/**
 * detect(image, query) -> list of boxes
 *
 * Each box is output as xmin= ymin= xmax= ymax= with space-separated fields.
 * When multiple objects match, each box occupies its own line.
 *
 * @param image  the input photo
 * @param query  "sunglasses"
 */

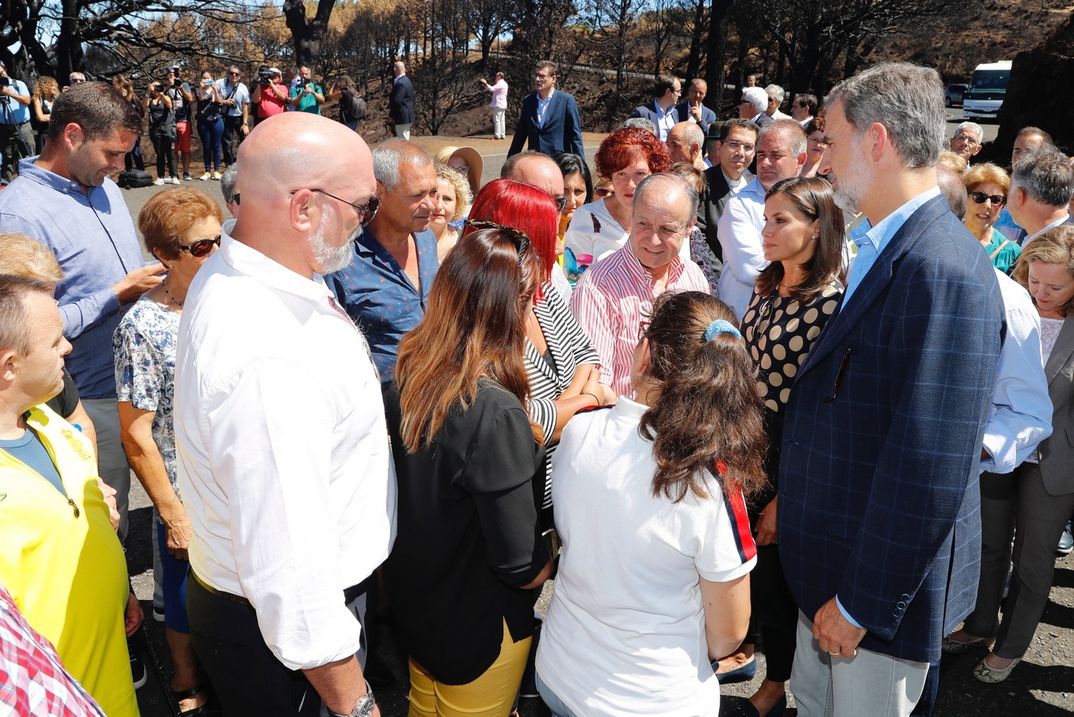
xmin=180 ymin=236 xmax=221 ymax=257
xmin=297 ymin=188 xmax=380 ymax=227
xmin=465 ymin=219 xmax=531 ymax=262
xmin=970 ymin=191 xmax=1005 ymax=206
xmin=553 ymin=195 xmax=568 ymax=212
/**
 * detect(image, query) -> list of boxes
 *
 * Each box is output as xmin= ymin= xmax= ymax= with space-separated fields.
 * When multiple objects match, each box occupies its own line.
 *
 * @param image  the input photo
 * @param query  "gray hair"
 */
xmin=372 ymin=138 xmax=433 ymax=190
xmin=621 ymin=117 xmax=657 ymax=136
xmin=634 ymin=173 xmax=699 ymax=224
xmin=1012 ymin=145 xmax=1074 ymax=208
xmin=936 ymin=164 xmax=968 ymax=220
xmin=765 ymin=84 xmax=785 ymax=104
xmin=678 ymin=122 xmax=705 ymax=152
xmin=759 ymin=119 xmax=807 ymax=158
xmin=826 ymin=62 xmax=946 ymax=169
xmin=955 ymin=121 xmax=983 ymax=142
xmin=741 ymin=87 xmax=768 ymax=115
xmin=221 ymin=164 xmax=239 ymax=204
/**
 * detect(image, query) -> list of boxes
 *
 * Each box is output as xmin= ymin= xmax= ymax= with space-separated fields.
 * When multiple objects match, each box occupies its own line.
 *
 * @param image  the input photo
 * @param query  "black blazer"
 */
xmin=508 ymin=90 xmax=585 ymax=159
xmin=700 ymin=166 xmax=734 ymax=260
xmin=674 ymin=100 xmax=717 ymax=135
xmin=383 ymin=379 xmax=548 ymax=684
xmin=389 ymin=75 xmax=415 ymax=124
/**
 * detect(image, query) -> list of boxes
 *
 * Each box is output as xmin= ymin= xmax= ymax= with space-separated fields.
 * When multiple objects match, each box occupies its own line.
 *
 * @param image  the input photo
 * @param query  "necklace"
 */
xmin=161 ymin=276 xmax=183 ymax=308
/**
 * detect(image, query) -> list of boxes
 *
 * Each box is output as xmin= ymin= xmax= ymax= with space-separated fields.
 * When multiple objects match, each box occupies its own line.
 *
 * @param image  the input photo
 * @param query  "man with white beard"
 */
xmin=174 ymin=111 xmax=395 ymax=717
xmin=326 ymin=138 xmax=440 ymax=382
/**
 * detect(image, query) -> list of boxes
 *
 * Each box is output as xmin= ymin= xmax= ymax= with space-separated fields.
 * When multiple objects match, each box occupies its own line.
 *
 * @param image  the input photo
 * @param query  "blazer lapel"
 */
xmin=798 ymin=198 xmax=945 ymax=378
xmin=1045 ymin=317 xmax=1074 ymax=385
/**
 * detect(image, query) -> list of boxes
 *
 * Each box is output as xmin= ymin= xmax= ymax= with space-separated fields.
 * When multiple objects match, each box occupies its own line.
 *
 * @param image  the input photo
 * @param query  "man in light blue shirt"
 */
xmin=0 ymin=82 xmax=164 ymax=538
xmin=215 ymin=66 xmax=250 ymax=168
xmin=0 ymin=60 xmax=34 ymax=183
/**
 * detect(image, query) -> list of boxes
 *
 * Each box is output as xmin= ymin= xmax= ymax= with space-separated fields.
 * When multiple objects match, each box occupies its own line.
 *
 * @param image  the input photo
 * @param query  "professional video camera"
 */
xmin=257 ymin=67 xmax=275 ymax=87
xmin=0 ymin=76 xmax=11 ymax=88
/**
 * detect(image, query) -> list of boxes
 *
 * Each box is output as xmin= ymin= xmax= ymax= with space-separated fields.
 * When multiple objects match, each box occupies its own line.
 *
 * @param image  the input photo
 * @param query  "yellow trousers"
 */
xmin=407 ymin=620 xmax=531 ymax=717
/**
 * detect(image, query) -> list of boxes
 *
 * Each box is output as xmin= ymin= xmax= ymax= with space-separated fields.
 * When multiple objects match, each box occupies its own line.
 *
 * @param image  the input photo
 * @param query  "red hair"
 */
xmin=595 ymin=127 xmax=671 ymax=181
xmin=465 ymin=178 xmax=559 ymax=287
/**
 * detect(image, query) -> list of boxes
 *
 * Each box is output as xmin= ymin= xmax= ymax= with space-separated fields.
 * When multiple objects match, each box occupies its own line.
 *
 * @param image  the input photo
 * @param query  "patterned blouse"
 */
xmin=741 ymin=283 xmax=843 ymax=414
xmin=113 ymin=296 xmax=180 ymax=491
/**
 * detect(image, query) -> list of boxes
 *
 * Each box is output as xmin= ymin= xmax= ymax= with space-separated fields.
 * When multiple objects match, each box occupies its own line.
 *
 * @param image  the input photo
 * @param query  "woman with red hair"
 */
xmin=466 ymin=179 xmax=615 ymax=520
xmin=564 ymin=127 xmax=686 ymax=273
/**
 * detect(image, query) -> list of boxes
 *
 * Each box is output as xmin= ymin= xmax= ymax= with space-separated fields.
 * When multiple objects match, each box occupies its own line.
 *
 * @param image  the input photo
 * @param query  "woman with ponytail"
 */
xmin=719 ymin=176 xmax=845 ymax=716
xmin=536 ymin=291 xmax=764 ymax=717
xmin=383 ymin=227 xmax=553 ymax=717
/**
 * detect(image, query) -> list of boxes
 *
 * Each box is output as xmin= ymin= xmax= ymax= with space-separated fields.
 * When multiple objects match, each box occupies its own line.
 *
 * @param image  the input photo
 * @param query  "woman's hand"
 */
xmin=160 ymin=503 xmax=193 ymax=560
xmin=755 ymin=497 xmax=778 ymax=546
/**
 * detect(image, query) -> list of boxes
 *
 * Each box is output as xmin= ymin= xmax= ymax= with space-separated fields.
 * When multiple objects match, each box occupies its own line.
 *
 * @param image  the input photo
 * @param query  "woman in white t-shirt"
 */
xmin=536 ymin=290 xmax=765 ymax=717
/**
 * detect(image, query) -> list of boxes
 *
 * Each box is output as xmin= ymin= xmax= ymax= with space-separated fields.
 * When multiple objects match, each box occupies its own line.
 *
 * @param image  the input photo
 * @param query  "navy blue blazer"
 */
xmin=389 ymin=75 xmax=415 ymax=124
xmin=777 ymin=195 xmax=1004 ymax=664
xmin=674 ymin=101 xmax=717 ymax=135
xmin=508 ymin=90 xmax=584 ymax=159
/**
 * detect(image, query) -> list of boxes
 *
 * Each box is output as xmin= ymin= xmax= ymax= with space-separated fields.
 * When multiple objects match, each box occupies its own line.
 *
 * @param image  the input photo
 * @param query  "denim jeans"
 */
xmin=536 ymin=672 xmax=578 ymax=717
xmin=197 ymin=117 xmax=223 ymax=172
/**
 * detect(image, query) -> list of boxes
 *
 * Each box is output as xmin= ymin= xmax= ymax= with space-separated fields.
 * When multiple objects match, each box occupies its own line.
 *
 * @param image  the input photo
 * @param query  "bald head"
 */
xmin=233 ymin=113 xmax=376 ymax=277
xmin=501 ymin=152 xmax=565 ymax=211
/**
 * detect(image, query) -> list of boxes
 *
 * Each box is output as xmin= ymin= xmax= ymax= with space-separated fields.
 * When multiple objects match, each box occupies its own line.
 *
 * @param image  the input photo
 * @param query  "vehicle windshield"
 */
xmin=970 ymin=70 xmax=1010 ymax=90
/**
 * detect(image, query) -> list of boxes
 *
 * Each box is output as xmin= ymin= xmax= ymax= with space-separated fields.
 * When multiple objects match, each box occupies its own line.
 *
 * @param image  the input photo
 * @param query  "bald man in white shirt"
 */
xmin=175 ymin=112 xmax=394 ymax=717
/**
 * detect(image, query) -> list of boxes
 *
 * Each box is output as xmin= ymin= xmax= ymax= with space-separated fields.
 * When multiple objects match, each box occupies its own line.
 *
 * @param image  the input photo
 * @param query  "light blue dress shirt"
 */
xmin=0 ymin=158 xmax=148 ymax=397
xmin=0 ymin=79 xmax=31 ymax=124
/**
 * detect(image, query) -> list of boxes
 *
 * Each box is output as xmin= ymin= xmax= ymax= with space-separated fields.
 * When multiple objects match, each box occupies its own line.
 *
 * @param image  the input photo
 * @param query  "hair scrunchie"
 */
xmin=703 ymin=319 xmax=742 ymax=342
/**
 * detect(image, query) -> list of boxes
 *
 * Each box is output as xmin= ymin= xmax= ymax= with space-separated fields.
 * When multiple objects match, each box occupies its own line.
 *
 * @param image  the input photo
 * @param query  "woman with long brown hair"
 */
xmin=383 ymin=227 xmax=553 ymax=717
xmin=536 ymin=291 xmax=763 ymax=717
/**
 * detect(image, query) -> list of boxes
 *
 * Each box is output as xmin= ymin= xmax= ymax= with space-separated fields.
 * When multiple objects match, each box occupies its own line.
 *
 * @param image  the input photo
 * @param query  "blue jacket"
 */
xmin=674 ymin=101 xmax=717 ymax=136
xmin=389 ymin=75 xmax=415 ymax=124
xmin=508 ymin=90 xmax=584 ymax=159
xmin=777 ymin=195 xmax=1004 ymax=664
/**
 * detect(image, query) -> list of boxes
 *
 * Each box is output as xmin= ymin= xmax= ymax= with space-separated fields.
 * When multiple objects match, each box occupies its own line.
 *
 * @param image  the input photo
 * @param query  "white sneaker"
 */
xmin=153 ymin=178 xmax=166 ymax=186
xmin=168 ymin=176 xmax=180 ymax=185
xmin=211 ymin=171 xmax=222 ymax=181
xmin=199 ymin=172 xmax=210 ymax=181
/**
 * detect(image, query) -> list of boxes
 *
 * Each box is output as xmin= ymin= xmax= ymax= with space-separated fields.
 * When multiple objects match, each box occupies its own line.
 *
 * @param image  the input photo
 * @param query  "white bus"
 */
xmin=963 ymin=61 xmax=1012 ymax=120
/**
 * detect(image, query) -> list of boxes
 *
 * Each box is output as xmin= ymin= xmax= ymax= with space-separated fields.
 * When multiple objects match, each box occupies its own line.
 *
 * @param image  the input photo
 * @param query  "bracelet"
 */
xmin=582 ymin=391 xmax=601 ymax=407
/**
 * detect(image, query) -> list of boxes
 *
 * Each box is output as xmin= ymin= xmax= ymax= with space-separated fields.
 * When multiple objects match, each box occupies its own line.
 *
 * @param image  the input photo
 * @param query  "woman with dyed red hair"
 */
xmin=564 ymin=127 xmax=685 ymax=273
xmin=465 ymin=178 xmax=614 ymax=521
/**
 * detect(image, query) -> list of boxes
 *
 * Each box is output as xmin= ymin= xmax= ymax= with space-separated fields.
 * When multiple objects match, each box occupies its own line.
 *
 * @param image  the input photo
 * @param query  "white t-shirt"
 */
xmin=564 ymin=199 xmax=690 ymax=269
xmin=537 ymin=398 xmax=756 ymax=717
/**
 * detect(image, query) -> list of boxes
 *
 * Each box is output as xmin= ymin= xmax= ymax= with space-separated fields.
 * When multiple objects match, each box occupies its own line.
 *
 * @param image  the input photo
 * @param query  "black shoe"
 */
xmin=130 ymin=650 xmax=148 ymax=689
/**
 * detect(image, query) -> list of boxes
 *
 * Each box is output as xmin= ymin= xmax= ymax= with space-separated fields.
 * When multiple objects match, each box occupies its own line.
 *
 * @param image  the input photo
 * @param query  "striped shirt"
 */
xmin=570 ymin=246 xmax=709 ymax=397
xmin=526 ymin=282 xmax=601 ymax=509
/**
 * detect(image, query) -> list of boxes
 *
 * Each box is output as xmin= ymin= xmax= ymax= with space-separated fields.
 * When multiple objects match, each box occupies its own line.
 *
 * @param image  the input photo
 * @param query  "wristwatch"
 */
xmin=330 ymin=683 xmax=375 ymax=717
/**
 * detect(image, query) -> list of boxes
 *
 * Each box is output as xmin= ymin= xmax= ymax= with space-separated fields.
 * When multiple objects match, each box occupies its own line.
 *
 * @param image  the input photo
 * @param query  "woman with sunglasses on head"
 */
xmin=114 ymin=187 xmax=222 ymax=717
xmin=963 ymin=163 xmax=1020 ymax=275
xmin=722 ymin=176 xmax=844 ymax=716
xmin=384 ymin=227 xmax=553 ymax=717
xmin=536 ymin=291 xmax=763 ymax=717
xmin=431 ymin=163 xmax=473 ymax=261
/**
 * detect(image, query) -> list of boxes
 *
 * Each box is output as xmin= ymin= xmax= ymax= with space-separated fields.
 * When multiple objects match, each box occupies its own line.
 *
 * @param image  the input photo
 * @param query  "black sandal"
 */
xmin=172 ymin=685 xmax=212 ymax=716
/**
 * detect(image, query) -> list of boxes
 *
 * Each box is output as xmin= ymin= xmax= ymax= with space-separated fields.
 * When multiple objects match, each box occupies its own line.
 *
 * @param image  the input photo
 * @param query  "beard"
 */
xmin=831 ymin=147 xmax=874 ymax=217
xmin=310 ymin=206 xmax=358 ymax=274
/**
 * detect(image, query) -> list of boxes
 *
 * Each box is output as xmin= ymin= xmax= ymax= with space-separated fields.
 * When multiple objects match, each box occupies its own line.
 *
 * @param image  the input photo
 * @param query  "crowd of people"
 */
xmin=0 ymin=55 xmax=1071 ymax=717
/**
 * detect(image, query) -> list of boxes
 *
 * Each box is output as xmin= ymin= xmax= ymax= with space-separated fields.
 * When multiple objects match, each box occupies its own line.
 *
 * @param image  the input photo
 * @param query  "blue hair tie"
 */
xmin=703 ymin=319 xmax=741 ymax=342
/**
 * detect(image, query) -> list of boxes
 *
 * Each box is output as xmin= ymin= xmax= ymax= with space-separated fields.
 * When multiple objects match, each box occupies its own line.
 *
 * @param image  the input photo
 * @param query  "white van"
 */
xmin=963 ymin=61 xmax=1012 ymax=120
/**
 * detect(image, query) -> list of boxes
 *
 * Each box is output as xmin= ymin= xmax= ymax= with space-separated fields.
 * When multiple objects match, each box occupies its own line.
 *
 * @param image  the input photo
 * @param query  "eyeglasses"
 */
xmin=465 ymin=219 xmax=531 ymax=263
xmin=552 ymin=195 xmax=568 ymax=212
xmin=807 ymin=137 xmax=828 ymax=147
xmin=179 ymin=236 xmax=221 ymax=258
xmin=228 ymin=71 xmax=240 ymax=77
xmin=295 ymin=188 xmax=380 ymax=227
xmin=952 ymin=133 xmax=979 ymax=145
xmin=723 ymin=139 xmax=755 ymax=153
xmin=970 ymin=191 xmax=1005 ymax=206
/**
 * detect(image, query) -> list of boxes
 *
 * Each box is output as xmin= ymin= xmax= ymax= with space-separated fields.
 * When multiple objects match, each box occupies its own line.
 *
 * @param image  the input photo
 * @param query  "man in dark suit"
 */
xmin=629 ymin=75 xmax=680 ymax=141
xmin=389 ymin=60 xmax=415 ymax=140
xmin=675 ymin=78 xmax=717 ymax=137
xmin=508 ymin=61 xmax=584 ymax=160
xmin=778 ymin=62 xmax=1004 ymax=715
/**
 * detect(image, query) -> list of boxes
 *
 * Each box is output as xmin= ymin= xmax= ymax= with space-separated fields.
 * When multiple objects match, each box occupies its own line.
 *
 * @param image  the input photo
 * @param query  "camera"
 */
xmin=0 ymin=76 xmax=10 ymax=88
xmin=257 ymin=67 xmax=274 ymax=87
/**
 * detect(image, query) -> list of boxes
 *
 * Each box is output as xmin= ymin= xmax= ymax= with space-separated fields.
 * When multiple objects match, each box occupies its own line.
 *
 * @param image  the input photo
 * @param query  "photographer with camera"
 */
xmin=145 ymin=80 xmax=178 ymax=185
xmin=164 ymin=66 xmax=194 ymax=180
xmin=288 ymin=65 xmax=324 ymax=115
xmin=0 ymin=60 xmax=34 ymax=183
xmin=214 ymin=66 xmax=250 ymax=168
xmin=252 ymin=66 xmax=288 ymax=124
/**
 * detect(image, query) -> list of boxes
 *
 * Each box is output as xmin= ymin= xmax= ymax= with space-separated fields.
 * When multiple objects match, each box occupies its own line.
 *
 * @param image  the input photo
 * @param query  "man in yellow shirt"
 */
xmin=0 ymin=273 xmax=141 ymax=717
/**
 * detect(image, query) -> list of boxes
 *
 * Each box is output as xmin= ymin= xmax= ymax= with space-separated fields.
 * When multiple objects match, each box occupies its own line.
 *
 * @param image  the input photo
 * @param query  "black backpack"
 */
xmin=117 ymin=169 xmax=153 ymax=189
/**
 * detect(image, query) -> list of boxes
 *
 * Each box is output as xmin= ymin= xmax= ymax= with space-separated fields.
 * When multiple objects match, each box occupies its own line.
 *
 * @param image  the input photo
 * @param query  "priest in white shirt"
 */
xmin=174 ymin=112 xmax=395 ymax=717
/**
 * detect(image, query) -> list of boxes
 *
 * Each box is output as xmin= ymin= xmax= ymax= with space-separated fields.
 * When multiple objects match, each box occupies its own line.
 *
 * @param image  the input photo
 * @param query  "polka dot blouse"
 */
xmin=741 ymin=283 xmax=843 ymax=413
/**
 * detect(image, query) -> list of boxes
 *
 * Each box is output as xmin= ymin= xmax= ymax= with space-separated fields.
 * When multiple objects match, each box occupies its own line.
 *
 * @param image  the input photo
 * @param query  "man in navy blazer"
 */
xmin=629 ymin=75 xmax=681 ymax=141
xmin=389 ymin=60 xmax=415 ymax=140
xmin=674 ymin=78 xmax=717 ymax=136
xmin=777 ymin=62 xmax=1005 ymax=715
xmin=508 ymin=61 xmax=584 ymax=160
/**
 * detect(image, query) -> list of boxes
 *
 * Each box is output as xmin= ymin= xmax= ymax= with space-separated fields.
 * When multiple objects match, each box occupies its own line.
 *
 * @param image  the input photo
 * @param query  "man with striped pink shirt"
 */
xmin=570 ymin=173 xmax=709 ymax=397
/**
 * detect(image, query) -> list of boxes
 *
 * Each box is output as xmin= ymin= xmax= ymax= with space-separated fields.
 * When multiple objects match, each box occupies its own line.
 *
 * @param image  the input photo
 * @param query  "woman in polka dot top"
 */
xmin=722 ymin=176 xmax=846 ymax=715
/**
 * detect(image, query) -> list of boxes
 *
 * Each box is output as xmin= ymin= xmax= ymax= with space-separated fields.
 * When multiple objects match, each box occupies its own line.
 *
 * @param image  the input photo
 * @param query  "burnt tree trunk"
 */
xmin=284 ymin=0 xmax=337 ymax=69
xmin=705 ymin=0 xmax=732 ymax=113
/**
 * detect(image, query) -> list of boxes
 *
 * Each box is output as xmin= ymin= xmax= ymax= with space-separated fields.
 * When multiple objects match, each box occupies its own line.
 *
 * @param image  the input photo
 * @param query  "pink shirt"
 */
xmin=486 ymin=79 xmax=508 ymax=110
xmin=570 ymin=246 xmax=709 ymax=397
